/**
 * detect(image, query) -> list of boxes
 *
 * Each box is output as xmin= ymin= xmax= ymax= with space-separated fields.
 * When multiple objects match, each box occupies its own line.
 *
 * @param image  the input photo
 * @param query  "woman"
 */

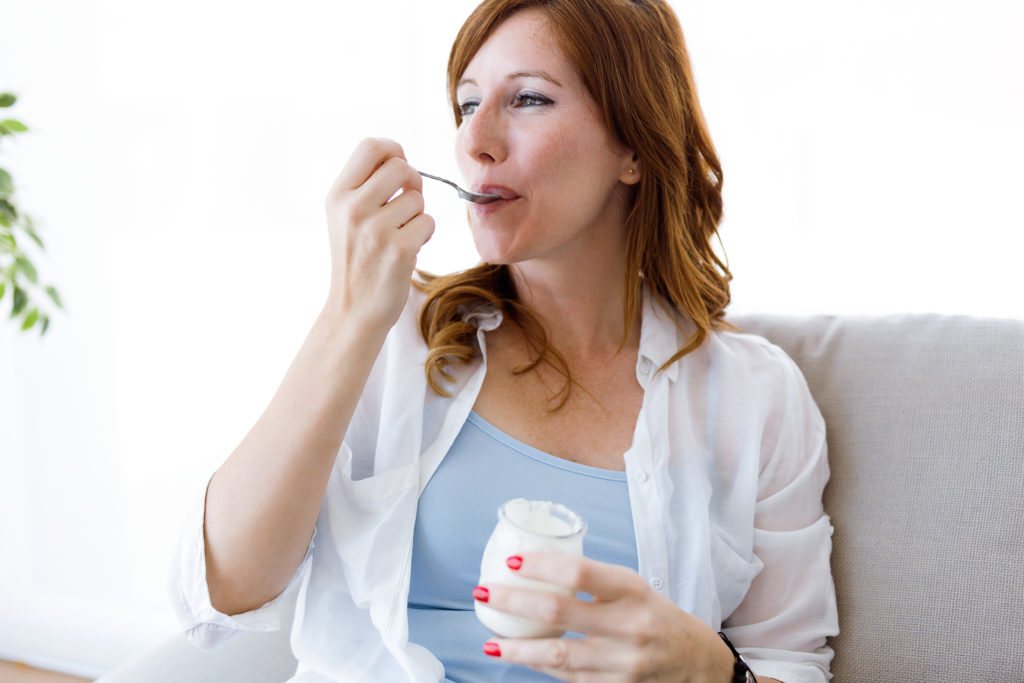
xmin=172 ymin=1 xmax=838 ymax=681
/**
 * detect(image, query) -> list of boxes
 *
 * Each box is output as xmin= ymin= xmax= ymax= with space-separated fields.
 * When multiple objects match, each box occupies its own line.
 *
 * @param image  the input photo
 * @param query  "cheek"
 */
xmin=523 ymin=128 xmax=592 ymax=188
xmin=547 ymin=113 xmax=616 ymax=172
xmin=454 ymin=128 xmax=470 ymax=172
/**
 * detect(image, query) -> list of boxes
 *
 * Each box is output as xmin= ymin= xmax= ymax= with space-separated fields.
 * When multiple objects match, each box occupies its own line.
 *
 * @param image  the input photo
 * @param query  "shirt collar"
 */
xmin=461 ymin=303 xmax=503 ymax=332
xmin=461 ymin=288 xmax=689 ymax=385
xmin=637 ymin=288 xmax=687 ymax=385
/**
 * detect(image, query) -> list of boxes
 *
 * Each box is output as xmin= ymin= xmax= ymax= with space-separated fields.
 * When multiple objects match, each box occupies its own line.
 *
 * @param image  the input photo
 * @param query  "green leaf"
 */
xmin=0 ymin=168 xmax=12 ymax=197
xmin=15 ymin=256 xmax=38 ymax=284
xmin=23 ymin=223 xmax=44 ymax=249
xmin=40 ymin=314 xmax=50 ymax=335
xmin=0 ymin=199 xmax=16 ymax=223
xmin=46 ymin=285 xmax=63 ymax=309
xmin=0 ymin=123 xmax=10 ymax=136
xmin=21 ymin=308 xmax=39 ymax=331
xmin=0 ymin=119 xmax=28 ymax=133
xmin=0 ymin=94 xmax=15 ymax=108
xmin=0 ymin=281 xmax=5 ymax=301
xmin=11 ymin=286 xmax=27 ymax=316
xmin=0 ymin=232 xmax=14 ymax=250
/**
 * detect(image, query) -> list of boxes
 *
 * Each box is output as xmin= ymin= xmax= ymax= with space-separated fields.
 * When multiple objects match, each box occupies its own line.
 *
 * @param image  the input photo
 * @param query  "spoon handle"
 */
xmin=418 ymin=170 xmax=501 ymax=204
xmin=418 ymin=171 xmax=464 ymax=193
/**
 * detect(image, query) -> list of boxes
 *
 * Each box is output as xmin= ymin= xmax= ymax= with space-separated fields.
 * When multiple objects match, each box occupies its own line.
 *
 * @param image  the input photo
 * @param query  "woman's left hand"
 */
xmin=475 ymin=553 xmax=735 ymax=682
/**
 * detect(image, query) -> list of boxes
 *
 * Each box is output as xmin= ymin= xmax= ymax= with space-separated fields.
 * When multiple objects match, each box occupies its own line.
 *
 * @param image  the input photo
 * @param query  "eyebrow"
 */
xmin=457 ymin=70 xmax=564 ymax=90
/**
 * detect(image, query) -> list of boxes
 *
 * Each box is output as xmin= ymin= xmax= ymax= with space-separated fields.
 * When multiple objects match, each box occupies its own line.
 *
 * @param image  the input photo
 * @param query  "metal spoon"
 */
xmin=418 ymin=171 xmax=501 ymax=204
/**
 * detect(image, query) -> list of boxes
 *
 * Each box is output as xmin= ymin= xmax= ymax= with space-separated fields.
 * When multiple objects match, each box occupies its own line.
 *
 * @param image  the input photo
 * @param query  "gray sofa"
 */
xmin=98 ymin=314 xmax=1024 ymax=682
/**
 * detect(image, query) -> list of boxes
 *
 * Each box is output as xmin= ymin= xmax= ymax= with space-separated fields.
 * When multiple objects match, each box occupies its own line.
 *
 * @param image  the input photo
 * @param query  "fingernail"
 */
xmin=506 ymin=555 xmax=523 ymax=570
xmin=473 ymin=586 xmax=490 ymax=602
xmin=483 ymin=642 xmax=501 ymax=657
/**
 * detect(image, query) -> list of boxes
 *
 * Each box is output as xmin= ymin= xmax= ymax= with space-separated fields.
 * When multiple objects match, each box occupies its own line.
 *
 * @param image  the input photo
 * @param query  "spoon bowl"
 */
xmin=419 ymin=171 xmax=501 ymax=204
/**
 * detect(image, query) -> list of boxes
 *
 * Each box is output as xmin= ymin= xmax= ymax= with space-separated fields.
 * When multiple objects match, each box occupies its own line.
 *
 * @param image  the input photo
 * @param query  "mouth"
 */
xmin=470 ymin=184 xmax=521 ymax=215
xmin=473 ymin=184 xmax=520 ymax=201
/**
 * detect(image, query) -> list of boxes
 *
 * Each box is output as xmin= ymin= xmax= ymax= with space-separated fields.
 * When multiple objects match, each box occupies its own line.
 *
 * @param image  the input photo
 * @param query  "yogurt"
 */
xmin=475 ymin=498 xmax=587 ymax=638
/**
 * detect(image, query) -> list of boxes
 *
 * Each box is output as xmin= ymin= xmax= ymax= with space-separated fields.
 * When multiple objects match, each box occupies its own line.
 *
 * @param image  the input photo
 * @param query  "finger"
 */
xmin=331 ymin=137 xmax=406 ymax=192
xmin=393 ymin=212 xmax=435 ymax=251
xmin=373 ymin=187 xmax=425 ymax=230
xmin=482 ymin=582 xmax=610 ymax=636
xmin=486 ymin=636 xmax=647 ymax=679
xmin=357 ymin=155 xmax=423 ymax=208
xmin=511 ymin=553 xmax=642 ymax=602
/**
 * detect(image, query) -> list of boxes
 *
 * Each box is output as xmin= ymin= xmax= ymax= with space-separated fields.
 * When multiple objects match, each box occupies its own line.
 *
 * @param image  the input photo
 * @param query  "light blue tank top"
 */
xmin=407 ymin=412 xmax=638 ymax=682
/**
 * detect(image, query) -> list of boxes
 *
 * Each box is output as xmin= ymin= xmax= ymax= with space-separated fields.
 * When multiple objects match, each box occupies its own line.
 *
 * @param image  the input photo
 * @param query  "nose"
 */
xmin=459 ymin=100 xmax=507 ymax=166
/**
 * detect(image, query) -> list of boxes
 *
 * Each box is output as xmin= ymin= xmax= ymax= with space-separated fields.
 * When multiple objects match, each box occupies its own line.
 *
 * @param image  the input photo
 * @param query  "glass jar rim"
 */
xmin=497 ymin=498 xmax=587 ymax=539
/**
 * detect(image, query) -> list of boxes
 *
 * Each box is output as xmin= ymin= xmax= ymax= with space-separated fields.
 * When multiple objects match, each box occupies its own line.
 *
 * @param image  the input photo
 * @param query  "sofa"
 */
xmin=97 ymin=314 xmax=1024 ymax=682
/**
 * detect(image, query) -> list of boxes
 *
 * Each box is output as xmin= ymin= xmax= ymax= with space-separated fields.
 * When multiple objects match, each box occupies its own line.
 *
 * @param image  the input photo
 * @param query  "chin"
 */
xmin=474 ymin=251 xmax=517 ymax=267
xmin=470 ymin=227 xmax=520 ymax=266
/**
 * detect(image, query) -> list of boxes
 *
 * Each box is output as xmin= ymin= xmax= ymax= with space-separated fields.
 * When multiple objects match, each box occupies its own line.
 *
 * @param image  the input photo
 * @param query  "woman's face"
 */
xmin=455 ymin=9 xmax=638 ymax=270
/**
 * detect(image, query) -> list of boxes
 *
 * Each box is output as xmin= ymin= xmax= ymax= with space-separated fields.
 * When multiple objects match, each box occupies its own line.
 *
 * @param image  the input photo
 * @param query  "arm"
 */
xmin=721 ymin=354 xmax=837 ymax=682
xmin=202 ymin=137 xmax=435 ymax=616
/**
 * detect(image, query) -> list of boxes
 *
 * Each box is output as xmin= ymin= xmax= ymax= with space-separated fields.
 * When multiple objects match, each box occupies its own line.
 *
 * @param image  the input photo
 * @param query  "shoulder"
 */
xmin=703 ymin=326 xmax=809 ymax=396
xmin=714 ymin=324 xmax=826 ymax=451
xmin=693 ymin=327 xmax=829 ymax=507
xmin=699 ymin=325 xmax=825 ymax=448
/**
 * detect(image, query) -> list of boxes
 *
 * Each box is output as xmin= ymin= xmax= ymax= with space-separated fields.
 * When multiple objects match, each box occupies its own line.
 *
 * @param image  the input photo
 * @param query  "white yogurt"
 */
xmin=475 ymin=498 xmax=587 ymax=638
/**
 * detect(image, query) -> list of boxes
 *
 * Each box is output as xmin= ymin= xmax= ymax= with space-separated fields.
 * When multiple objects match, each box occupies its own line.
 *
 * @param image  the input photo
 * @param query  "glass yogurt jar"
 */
xmin=475 ymin=498 xmax=587 ymax=638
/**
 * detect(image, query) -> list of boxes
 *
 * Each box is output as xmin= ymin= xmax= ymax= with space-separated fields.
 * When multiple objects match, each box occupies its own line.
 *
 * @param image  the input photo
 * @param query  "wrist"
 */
xmin=321 ymin=291 xmax=397 ymax=340
xmin=716 ymin=632 xmax=758 ymax=683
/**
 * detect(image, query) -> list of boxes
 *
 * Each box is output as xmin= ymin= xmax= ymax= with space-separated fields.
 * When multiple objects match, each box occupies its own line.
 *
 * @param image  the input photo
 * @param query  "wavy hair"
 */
xmin=417 ymin=0 xmax=730 ymax=404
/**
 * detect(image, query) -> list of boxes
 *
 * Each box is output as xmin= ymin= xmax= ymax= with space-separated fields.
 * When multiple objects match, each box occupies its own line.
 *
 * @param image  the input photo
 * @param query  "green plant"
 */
xmin=0 ymin=92 xmax=62 ymax=334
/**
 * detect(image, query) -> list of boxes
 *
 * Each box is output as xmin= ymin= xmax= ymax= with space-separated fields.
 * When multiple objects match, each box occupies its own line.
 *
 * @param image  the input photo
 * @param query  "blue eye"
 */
xmin=457 ymin=92 xmax=552 ymax=118
xmin=514 ymin=92 xmax=552 ymax=108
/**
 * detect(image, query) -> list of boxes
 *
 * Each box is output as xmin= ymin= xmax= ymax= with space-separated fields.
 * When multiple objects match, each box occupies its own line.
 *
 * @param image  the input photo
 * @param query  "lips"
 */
xmin=473 ymin=184 xmax=520 ymax=200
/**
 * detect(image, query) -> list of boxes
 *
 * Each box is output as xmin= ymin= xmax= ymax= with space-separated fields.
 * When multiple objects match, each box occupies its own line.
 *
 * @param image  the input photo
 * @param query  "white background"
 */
xmin=1 ymin=0 xmax=1021 ymax=677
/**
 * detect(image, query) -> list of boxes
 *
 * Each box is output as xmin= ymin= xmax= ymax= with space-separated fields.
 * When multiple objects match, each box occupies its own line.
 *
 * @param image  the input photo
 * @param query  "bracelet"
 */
xmin=717 ymin=632 xmax=758 ymax=683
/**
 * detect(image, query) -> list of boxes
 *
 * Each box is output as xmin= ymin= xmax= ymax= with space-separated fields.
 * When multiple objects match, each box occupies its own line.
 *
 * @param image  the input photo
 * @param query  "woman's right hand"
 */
xmin=324 ymin=137 xmax=435 ymax=331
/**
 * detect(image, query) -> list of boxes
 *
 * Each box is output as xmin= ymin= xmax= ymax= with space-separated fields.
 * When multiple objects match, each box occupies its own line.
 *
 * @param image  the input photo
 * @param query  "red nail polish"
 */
xmin=506 ymin=555 xmax=523 ymax=570
xmin=483 ymin=642 xmax=501 ymax=657
xmin=473 ymin=586 xmax=490 ymax=602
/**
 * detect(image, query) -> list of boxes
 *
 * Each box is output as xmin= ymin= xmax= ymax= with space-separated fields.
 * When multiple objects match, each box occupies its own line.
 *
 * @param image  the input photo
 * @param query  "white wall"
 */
xmin=684 ymin=0 xmax=1024 ymax=316
xmin=0 ymin=0 xmax=1020 ymax=677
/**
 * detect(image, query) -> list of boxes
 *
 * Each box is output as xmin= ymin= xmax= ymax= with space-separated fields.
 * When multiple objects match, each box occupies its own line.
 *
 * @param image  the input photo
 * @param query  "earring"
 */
xmin=628 ymin=169 xmax=635 ymax=174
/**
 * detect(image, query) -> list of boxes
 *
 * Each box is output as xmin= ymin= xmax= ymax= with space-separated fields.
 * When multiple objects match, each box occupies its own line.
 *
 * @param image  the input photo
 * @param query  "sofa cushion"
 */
xmin=730 ymin=314 xmax=1024 ymax=681
xmin=96 ymin=582 xmax=299 ymax=683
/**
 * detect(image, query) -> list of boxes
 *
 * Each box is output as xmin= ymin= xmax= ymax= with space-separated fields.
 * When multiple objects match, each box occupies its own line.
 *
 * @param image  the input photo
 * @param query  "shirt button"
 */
xmin=650 ymin=577 xmax=664 ymax=590
xmin=633 ymin=471 xmax=648 ymax=483
xmin=638 ymin=358 xmax=654 ymax=376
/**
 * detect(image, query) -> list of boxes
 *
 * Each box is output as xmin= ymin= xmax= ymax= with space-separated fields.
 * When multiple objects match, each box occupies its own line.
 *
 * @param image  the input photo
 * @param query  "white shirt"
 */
xmin=170 ymin=288 xmax=839 ymax=683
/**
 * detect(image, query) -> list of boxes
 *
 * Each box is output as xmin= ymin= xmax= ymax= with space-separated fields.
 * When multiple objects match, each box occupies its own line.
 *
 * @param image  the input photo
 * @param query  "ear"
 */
xmin=619 ymin=153 xmax=641 ymax=185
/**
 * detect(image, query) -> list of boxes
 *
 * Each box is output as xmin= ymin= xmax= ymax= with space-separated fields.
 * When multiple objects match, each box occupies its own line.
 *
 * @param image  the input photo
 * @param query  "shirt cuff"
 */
xmin=168 ymin=476 xmax=316 ymax=649
xmin=740 ymin=646 xmax=834 ymax=683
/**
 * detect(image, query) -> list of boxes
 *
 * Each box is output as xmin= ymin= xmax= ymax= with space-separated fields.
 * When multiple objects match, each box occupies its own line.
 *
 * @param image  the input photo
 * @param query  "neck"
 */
xmin=508 ymin=248 xmax=640 ymax=362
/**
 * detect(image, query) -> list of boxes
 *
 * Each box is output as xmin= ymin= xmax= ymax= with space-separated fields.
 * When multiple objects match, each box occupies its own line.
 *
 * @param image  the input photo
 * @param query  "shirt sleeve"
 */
xmin=722 ymin=348 xmax=839 ymax=683
xmin=167 ymin=475 xmax=316 ymax=649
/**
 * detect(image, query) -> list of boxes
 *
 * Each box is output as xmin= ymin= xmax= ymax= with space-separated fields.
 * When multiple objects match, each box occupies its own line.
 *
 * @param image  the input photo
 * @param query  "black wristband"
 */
xmin=717 ymin=632 xmax=758 ymax=683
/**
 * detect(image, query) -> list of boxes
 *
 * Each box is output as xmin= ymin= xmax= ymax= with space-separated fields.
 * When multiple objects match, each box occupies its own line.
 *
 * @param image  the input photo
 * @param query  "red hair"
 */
xmin=418 ymin=0 xmax=730 ymax=403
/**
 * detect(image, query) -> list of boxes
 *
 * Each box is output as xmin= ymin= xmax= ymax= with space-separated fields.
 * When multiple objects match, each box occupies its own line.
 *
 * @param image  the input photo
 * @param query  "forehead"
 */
xmin=461 ymin=9 xmax=576 ymax=84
